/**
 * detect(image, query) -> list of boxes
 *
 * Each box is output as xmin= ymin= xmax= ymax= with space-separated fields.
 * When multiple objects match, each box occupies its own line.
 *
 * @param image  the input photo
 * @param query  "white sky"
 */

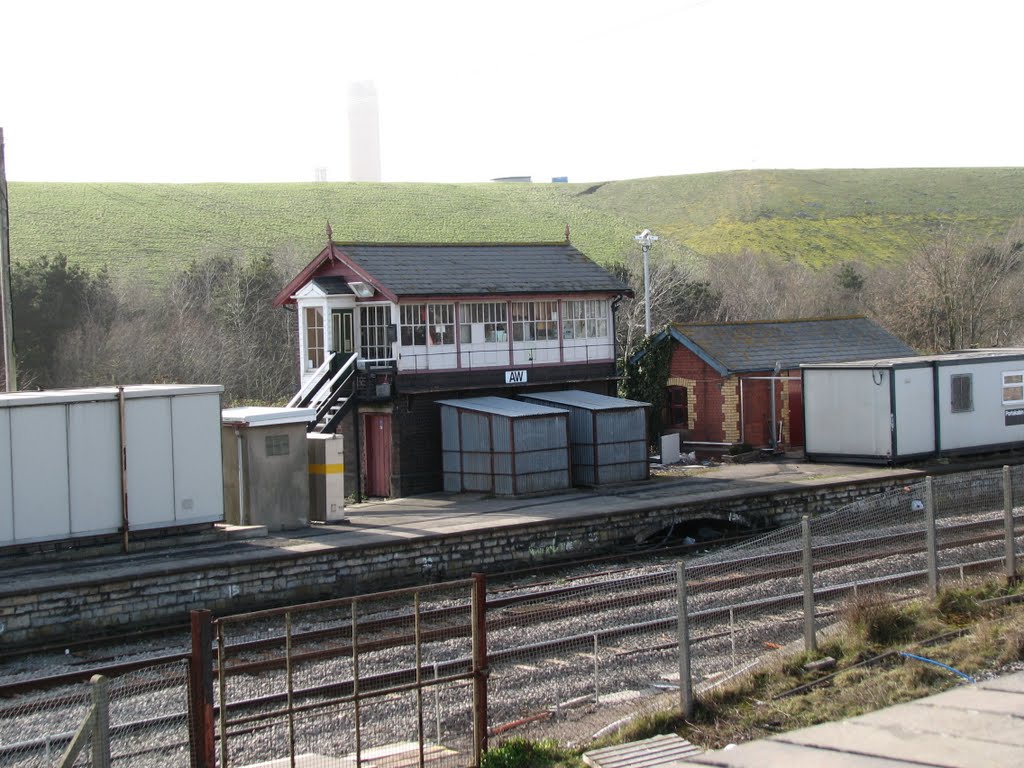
xmin=2 ymin=0 xmax=1022 ymax=183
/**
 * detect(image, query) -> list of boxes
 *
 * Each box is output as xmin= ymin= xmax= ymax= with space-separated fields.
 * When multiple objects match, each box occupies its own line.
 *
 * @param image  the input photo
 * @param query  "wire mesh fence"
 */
xmin=0 ymin=660 xmax=190 ymax=768
xmin=482 ymin=465 xmax=1024 ymax=747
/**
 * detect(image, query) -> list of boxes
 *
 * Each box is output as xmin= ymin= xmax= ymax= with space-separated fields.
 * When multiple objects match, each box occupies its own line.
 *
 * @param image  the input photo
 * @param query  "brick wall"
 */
xmin=668 ymin=349 xmax=726 ymax=442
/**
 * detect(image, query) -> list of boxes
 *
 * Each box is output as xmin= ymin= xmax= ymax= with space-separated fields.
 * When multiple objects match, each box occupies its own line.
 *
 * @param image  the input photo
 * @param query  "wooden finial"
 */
xmin=564 ymin=224 xmax=571 ymax=243
xmin=326 ymin=221 xmax=336 ymax=261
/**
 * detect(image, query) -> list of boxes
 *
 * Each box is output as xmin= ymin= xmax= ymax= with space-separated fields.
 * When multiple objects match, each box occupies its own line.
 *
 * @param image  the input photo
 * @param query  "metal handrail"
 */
xmin=288 ymin=353 xmax=337 ymax=408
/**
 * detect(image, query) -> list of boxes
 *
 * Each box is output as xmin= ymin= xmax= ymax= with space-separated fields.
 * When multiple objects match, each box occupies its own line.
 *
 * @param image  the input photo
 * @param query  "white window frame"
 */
xmin=511 ymin=301 xmax=559 ymax=342
xmin=1002 ymin=371 xmax=1024 ymax=405
xmin=459 ymin=302 xmax=508 ymax=344
xmin=303 ymin=306 xmax=325 ymax=371
xmin=359 ymin=304 xmax=394 ymax=362
xmin=562 ymin=299 xmax=609 ymax=340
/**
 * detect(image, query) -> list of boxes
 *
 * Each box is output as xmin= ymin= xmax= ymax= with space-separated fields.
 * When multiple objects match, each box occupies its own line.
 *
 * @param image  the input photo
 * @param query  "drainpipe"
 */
xmin=770 ymin=361 xmax=781 ymax=449
xmin=234 ymin=427 xmax=246 ymax=526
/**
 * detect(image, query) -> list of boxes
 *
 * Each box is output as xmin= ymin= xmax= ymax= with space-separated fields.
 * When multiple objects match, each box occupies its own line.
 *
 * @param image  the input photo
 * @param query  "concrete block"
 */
xmin=661 ymin=433 xmax=680 ymax=464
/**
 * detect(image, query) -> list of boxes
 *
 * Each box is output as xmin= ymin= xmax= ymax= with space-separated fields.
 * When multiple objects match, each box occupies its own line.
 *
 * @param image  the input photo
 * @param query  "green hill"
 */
xmin=8 ymin=168 xmax=1024 ymax=282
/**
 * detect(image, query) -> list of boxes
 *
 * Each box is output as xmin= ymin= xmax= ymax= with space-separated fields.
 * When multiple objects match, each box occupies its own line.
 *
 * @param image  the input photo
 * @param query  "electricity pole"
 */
xmin=0 ymin=128 xmax=17 ymax=391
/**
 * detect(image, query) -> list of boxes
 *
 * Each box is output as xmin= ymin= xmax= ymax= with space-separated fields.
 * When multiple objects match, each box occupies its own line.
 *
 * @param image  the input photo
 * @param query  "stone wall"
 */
xmin=0 ymin=473 xmax=919 ymax=648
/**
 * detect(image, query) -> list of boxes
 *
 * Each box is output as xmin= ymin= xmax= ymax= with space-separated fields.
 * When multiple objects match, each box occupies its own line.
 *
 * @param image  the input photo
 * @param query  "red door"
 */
xmin=741 ymin=378 xmax=772 ymax=447
xmin=364 ymin=414 xmax=392 ymax=498
xmin=788 ymin=378 xmax=805 ymax=447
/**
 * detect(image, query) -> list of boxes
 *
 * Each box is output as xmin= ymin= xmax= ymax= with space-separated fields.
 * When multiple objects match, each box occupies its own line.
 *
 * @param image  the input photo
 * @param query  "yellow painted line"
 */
xmin=309 ymin=463 xmax=345 ymax=475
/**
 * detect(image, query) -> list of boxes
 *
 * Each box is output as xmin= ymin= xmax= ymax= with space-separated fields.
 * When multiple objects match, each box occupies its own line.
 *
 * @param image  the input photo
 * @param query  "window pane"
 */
xmin=951 ymin=374 xmax=972 ymax=413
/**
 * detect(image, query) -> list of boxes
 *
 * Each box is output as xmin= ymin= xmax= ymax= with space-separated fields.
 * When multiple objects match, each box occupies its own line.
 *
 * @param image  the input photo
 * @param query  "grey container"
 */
xmin=519 ymin=390 xmax=650 ymax=486
xmin=438 ymin=396 xmax=571 ymax=495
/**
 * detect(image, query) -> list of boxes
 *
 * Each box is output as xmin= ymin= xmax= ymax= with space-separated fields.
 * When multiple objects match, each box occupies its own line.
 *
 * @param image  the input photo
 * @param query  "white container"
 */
xmin=0 ymin=385 xmax=225 ymax=546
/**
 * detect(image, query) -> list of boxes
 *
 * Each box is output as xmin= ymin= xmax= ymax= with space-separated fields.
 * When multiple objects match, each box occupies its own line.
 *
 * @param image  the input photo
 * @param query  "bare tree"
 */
xmin=611 ymin=257 xmax=720 ymax=358
xmin=867 ymin=224 xmax=1024 ymax=352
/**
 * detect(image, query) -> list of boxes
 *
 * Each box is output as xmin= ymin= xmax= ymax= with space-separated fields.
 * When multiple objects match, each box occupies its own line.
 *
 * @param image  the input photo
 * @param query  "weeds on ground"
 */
xmin=480 ymin=737 xmax=581 ymax=768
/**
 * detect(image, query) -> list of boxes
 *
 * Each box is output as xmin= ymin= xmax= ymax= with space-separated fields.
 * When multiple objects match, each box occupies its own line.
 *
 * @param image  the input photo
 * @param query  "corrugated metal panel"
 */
xmin=583 ymin=734 xmax=702 ymax=768
xmin=521 ymin=391 xmax=649 ymax=487
xmin=458 ymin=412 xmax=494 ymax=453
xmin=436 ymin=396 xmax=565 ymax=418
xmin=439 ymin=398 xmax=570 ymax=496
xmin=440 ymin=406 xmax=461 ymax=451
xmin=522 ymin=390 xmax=649 ymax=411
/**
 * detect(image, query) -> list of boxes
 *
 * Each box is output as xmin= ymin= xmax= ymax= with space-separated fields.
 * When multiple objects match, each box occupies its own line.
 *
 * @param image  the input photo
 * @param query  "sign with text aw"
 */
xmin=505 ymin=370 xmax=528 ymax=384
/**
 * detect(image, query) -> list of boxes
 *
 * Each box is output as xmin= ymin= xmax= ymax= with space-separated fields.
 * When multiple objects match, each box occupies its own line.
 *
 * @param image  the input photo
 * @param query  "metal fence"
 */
xmin=3 ymin=465 xmax=1022 ymax=766
xmin=213 ymin=579 xmax=483 ymax=768
xmin=0 ymin=660 xmax=190 ymax=767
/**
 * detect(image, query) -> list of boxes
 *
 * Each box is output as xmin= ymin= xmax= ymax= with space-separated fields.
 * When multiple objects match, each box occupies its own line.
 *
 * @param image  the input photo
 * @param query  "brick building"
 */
xmin=634 ymin=317 xmax=916 ymax=450
xmin=273 ymin=236 xmax=630 ymax=497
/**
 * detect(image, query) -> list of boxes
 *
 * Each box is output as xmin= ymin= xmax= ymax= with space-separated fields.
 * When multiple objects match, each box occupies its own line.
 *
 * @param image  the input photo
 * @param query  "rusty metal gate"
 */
xmin=212 ymin=578 xmax=486 ymax=768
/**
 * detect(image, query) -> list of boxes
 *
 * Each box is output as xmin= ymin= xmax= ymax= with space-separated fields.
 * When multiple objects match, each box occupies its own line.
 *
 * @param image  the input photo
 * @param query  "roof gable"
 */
xmin=667 ymin=317 xmax=918 ymax=375
xmin=274 ymin=241 xmax=630 ymax=307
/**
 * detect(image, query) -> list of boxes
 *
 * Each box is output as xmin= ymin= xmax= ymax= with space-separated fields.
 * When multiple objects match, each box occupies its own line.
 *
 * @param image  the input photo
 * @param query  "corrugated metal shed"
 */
xmin=438 ymin=397 xmax=571 ymax=496
xmin=519 ymin=390 xmax=650 ymax=486
xmin=583 ymin=734 xmax=702 ymax=768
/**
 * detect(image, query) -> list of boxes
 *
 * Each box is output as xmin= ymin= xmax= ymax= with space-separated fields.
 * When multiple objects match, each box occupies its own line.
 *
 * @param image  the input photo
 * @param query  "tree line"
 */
xmin=614 ymin=221 xmax=1024 ymax=359
xmin=4 ymin=222 xmax=1023 ymax=403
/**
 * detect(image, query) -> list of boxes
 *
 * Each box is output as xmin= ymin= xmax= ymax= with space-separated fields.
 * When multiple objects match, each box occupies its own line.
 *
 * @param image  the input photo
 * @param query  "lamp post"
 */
xmin=634 ymin=229 xmax=659 ymax=337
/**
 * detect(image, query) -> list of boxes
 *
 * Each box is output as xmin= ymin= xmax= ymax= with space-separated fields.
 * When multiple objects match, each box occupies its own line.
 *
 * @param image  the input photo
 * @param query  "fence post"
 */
xmin=925 ymin=476 xmax=939 ymax=598
xmin=1005 ymin=466 xmax=1018 ymax=585
xmin=472 ymin=573 xmax=489 ymax=766
xmin=189 ymin=610 xmax=215 ymax=768
xmin=91 ymin=674 xmax=111 ymax=768
xmin=802 ymin=515 xmax=816 ymax=653
xmin=676 ymin=562 xmax=693 ymax=719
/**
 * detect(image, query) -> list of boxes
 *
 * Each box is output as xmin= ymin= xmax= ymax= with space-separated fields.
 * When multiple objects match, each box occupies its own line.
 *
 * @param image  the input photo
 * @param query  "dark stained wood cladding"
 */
xmin=395 ymin=362 xmax=619 ymax=394
xmin=393 ymin=377 xmax=618 ymax=496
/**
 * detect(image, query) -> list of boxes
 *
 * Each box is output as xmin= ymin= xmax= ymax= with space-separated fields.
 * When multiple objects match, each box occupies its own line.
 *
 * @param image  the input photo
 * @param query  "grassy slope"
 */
xmin=8 ymin=168 xmax=1024 ymax=282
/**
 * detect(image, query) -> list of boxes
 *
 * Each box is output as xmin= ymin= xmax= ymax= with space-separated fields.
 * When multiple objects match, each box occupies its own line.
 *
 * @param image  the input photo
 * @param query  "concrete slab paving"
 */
xmin=678 ymin=739 xmax=917 ymax=767
xmin=678 ymin=673 xmax=1024 ymax=767
xmin=775 ymin=719 xmax=1024 ymax=768
xmin=913 ymin=685 xmax=1024 ymax=717
xmin=854 ymin=699 xmax=1024 ymax=746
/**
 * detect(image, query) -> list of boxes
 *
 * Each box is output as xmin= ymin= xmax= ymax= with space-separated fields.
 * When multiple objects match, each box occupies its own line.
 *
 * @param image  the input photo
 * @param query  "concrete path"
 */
xmin=674 ymin=672 xmax=1024 ymax=767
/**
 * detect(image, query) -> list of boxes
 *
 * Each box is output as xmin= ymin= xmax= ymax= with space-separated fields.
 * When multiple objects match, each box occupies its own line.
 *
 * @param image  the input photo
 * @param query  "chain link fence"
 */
xmin=482 ymin=465 xmax=1024 ymax=746
xmin=0 ymin=660 xmax=190 ymax=767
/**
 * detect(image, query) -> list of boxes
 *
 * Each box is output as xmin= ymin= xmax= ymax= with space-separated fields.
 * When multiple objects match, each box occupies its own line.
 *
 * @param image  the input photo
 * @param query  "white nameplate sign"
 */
xmin=505 ymin=370 xmax=528 ymax=384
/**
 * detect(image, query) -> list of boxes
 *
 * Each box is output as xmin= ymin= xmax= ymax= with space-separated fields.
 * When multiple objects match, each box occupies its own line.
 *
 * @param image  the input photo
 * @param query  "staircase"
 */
xmin=289 ymin=352 xmax=359 ymax=433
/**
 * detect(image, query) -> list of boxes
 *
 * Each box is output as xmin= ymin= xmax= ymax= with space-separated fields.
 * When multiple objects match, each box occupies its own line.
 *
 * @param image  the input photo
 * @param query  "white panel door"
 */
xmin=170 ymin=394 xmax=224 ymax=523
xmin=125 ymin=397 xmax=175 ymax=528
xmin=12 ymin=405 xmax=70 ymax=541
xmin=0 ymin=410 xmax=12 ymax=545
xmin=68 ymin=401 xmax=122 ymax=535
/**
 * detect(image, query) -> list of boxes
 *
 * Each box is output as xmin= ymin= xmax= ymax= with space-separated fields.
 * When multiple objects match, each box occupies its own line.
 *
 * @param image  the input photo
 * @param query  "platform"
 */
xmin=674 ymin=671 xmax=1024 ymax=767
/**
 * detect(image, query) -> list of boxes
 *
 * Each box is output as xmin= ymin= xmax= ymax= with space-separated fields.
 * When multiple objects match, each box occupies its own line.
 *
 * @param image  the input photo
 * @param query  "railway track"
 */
xmin=1 ymin=507 xmax=1018 ymax=766
xmin=2 ymin=512 xmax=1018 ymax=695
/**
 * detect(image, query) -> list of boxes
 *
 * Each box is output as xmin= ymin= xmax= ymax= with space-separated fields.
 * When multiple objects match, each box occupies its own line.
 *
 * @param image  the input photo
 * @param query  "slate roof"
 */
xmin=334 ymin=242 xmax=629 ymax=296
xmin=664 ymin=317 xmax=917 ymax=376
